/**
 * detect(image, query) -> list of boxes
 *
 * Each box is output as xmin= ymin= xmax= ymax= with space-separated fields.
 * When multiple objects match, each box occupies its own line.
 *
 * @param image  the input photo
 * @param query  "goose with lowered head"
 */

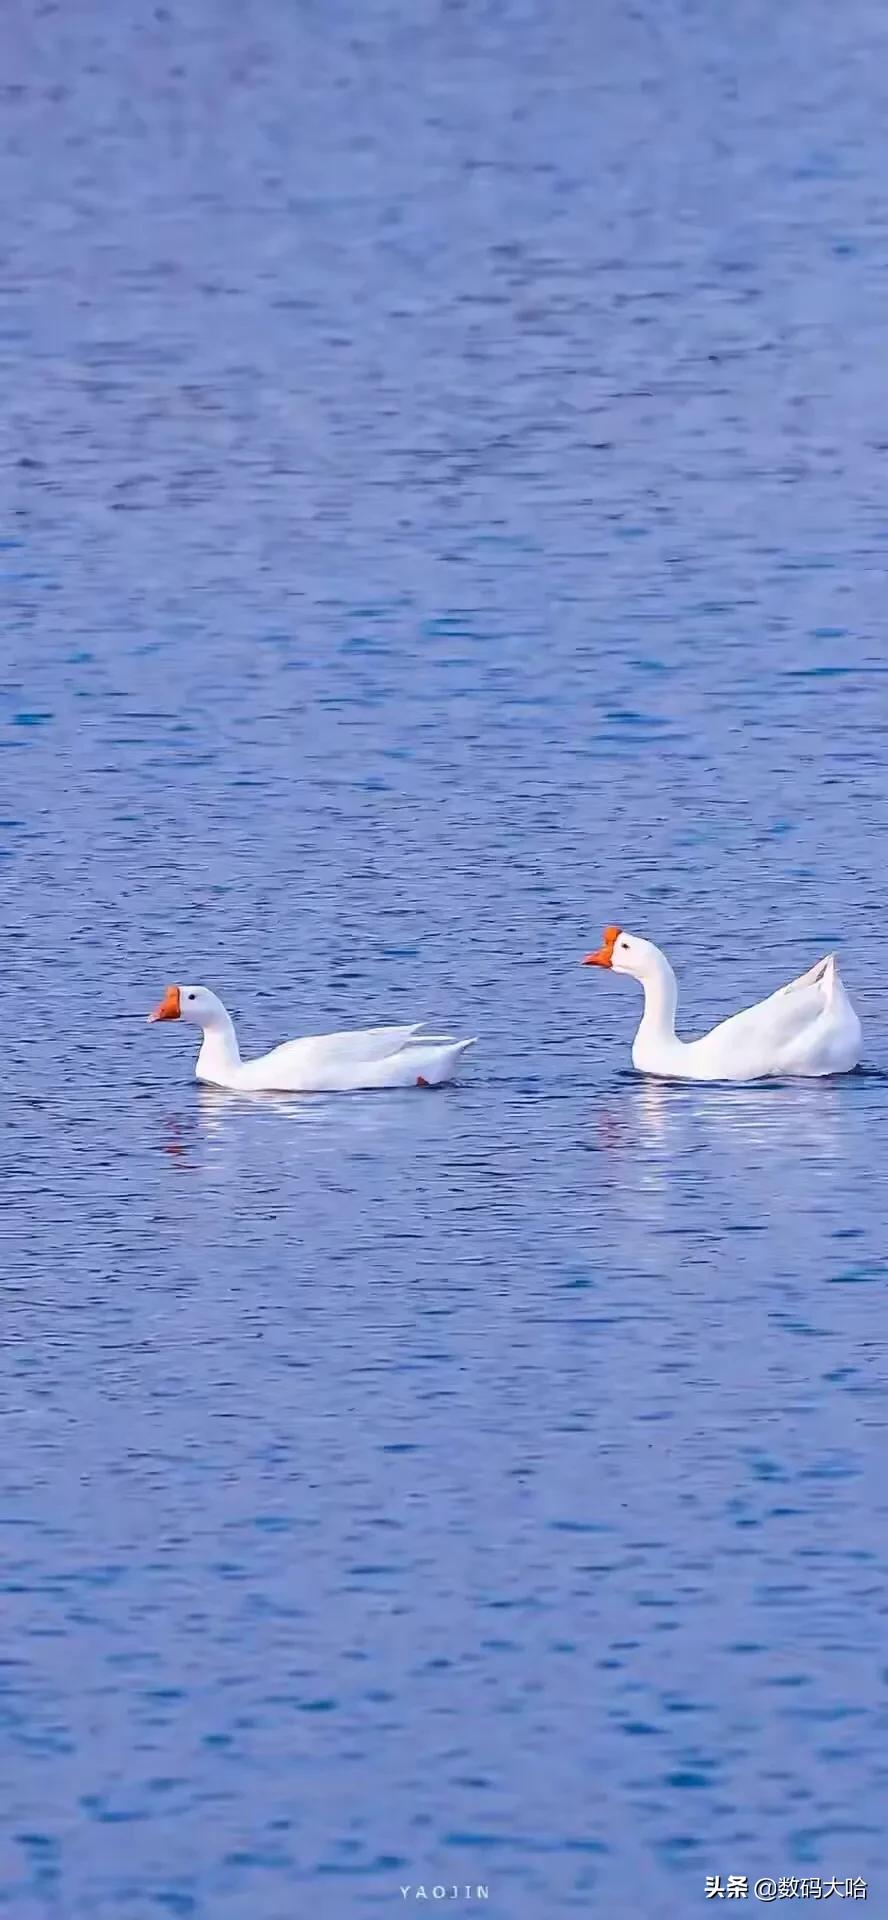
xmin=583 ymin=926 xmax=861 ymax=1081
xmin=148 ymin=985 xmax=476 ymax=1092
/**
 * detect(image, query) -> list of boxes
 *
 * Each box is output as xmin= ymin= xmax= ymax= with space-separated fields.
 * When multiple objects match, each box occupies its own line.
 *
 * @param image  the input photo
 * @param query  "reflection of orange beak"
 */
xmin=148 ymin=985 xmax=182 ymax=1023
xmin=583 ymin=925 xmax=621 ymax=968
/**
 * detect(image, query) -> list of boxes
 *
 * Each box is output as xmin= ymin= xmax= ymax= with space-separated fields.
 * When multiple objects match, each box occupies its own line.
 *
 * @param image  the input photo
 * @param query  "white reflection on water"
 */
xmin=589 ymin=1073 xmax=852 ymax=1239
xmin=628 ymin=1073 xmax=845 ymax=1158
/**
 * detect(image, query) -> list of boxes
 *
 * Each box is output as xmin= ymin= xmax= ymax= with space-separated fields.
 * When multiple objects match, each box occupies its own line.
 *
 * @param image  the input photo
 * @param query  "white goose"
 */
xmin=148 ymin=985 xmax=476 ymax=1092
xmin=583 ymin=926 xmax=862 ymax=1081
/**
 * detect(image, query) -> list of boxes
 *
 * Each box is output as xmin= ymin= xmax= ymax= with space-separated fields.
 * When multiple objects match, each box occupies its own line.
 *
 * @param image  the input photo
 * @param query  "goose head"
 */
xmin=147 ymin=984 xmax=227 ymax=1027
xmin=582 ymin=927 xmax=663 ymax=981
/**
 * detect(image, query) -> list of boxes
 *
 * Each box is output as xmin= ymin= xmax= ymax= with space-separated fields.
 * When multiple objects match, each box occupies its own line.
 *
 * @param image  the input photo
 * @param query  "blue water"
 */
xmin=4 ymin=2 xmax=888 ymax=1914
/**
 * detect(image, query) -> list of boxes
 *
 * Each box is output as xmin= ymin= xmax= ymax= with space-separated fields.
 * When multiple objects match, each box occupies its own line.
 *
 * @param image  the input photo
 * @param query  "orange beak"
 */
xmin=583 ymin=925 xmax=621 ymax=968
xmin=148 ymin=984 xmax=182 ymax=1023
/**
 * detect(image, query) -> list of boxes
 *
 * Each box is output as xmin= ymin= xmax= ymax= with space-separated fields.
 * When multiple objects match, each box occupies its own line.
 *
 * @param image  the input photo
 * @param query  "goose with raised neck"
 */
xmin=583 ymin=925 xmax=861 ymax=1081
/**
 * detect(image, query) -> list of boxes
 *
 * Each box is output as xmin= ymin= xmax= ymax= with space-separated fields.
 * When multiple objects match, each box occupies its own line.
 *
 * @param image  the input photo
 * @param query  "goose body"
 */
xmin=148 ymin=985 xmax=475 ymax=1092
xmin=584 ymin=926 xmax=862 ymax=1082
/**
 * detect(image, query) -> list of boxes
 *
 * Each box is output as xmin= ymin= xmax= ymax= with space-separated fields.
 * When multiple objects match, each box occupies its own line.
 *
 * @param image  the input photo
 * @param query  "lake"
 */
xmin=2 ymin=1 xmax=888 ymax=1914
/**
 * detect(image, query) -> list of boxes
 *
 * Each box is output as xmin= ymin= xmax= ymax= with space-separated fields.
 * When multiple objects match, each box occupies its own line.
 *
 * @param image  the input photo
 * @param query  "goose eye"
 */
xmin=187 ymin=993 xmax=196 ymax=1001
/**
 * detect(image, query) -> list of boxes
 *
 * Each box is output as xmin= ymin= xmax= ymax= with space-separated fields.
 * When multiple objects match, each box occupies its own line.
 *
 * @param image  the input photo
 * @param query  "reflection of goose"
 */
xmin=584 ymin=927 xmax=861 ymax=1081
xmin=148 ymin=986 xmax=475 ymax=1091
xmin=624 ymin=1072 xmax=843 ymax=1158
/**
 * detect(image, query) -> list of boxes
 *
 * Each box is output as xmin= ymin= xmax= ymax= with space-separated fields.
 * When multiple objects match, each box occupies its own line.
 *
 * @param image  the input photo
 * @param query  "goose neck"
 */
xmin=196 ymin=1007 xmax=241 ymax=1080
xmin=637 ymin=949 xmax=679 ymax=1043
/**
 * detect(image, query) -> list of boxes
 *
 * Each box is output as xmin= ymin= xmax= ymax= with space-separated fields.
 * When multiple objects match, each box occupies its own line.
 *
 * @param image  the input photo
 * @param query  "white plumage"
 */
xmin=148 ymin=985 xmax=475 ymax=1092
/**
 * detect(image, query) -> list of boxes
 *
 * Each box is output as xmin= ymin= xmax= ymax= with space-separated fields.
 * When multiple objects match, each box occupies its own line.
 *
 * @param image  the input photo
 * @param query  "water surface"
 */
xmin=3 ymin=1 xmax=888 ymax=1914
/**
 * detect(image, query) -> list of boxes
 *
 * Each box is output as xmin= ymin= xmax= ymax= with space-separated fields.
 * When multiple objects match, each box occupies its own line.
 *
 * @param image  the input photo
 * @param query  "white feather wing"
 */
xmin=690 ymin=955 xmax=859 ymax=1077
xmin=235 ymin=1024 xmax=425 ymax=1092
